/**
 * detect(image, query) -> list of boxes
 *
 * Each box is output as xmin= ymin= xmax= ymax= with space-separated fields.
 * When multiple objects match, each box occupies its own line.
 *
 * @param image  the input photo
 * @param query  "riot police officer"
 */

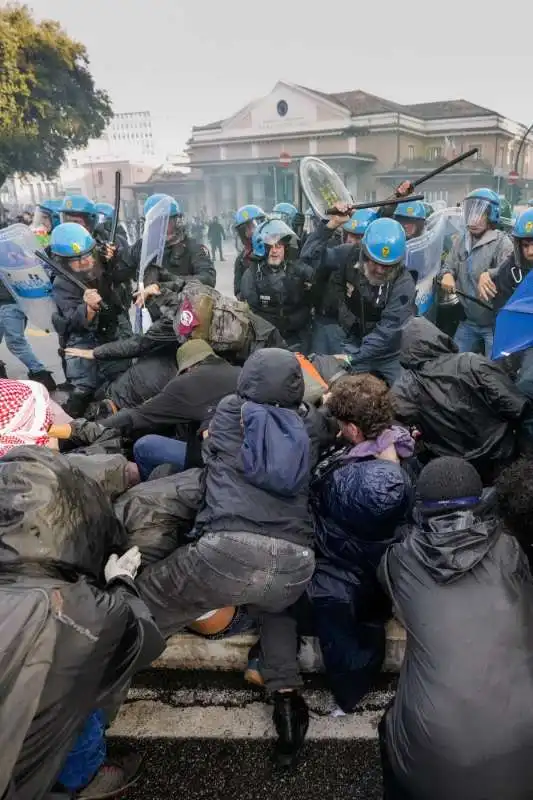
xmin=324 ymin=209 xmax=416 ymax=384
xmin=50 ymin=223 xmax=133 ymax=417
xmin=233 ymin=204 xmax=266 ymax=299
xmin=124 ymin=194 xmax=215 ymax=293
xmin=240 ymin=219 xmax=314 ymax=351
xmin=393 ymin=200 xmax=427 ymax=241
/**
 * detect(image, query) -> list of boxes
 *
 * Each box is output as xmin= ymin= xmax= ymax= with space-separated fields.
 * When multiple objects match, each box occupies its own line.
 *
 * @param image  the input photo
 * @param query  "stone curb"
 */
xmin=153 ymin=620 xmax=406 ymax=673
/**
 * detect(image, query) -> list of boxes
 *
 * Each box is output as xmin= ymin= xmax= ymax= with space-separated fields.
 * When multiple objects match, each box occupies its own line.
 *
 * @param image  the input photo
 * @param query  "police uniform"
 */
xmin=123 ymin=236 xmax=216 ymax=288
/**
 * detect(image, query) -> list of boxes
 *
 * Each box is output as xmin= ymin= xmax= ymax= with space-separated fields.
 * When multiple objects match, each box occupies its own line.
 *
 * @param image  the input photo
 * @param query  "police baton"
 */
xmin=110 ymin=170 xmax=122 ymax=245
xmin=35 ymin=250 xmax=110 ymax=312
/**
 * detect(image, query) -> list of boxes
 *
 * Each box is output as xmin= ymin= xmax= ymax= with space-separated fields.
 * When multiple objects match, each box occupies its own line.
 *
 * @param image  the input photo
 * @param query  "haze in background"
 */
xmin=28 ymin=0 xmax=533 ymax=153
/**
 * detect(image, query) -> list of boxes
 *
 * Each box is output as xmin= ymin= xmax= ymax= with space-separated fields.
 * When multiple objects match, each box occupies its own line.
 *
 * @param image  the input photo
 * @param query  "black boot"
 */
xmin=0 ymin=361 xmax=7 ymax=379
xmin=62 ymin=391 xmax=92 ymax=419
xmin=272 ymin=690 xmax=309 ymax=768
xmin=28 ymin=370 xmax=57 ymax=392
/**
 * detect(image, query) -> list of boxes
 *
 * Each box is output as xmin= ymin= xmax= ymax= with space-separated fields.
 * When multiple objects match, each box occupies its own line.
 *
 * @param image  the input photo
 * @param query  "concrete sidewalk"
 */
xmin=155 ymin=620 xmax=406 ymax=673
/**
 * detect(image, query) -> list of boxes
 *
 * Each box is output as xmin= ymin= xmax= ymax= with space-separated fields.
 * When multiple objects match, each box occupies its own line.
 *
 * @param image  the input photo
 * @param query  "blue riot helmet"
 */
xmin=343 ymin=209 xmax=379 ymax=243
xmin=512 ymin=208 xmax=533 ymax=272
xmin=143 ymin=194 xmax=184 ymax=243
xmin=60 ymin=195 xmax=97 ymax=232
xmin=393 ymin=200 xmax=427 ymax=240
xmin=463 ymin=188 xmax=500 ymax=228
xmin=32 ymin=198 xmax=62 ymax=235
xmin=251 ymin=219 xmax=298 ymax=263
xmin=235 ymin=204 xmax=266 ymax=246
xmin=50 ymin=222 xmax=99 ymax=279
xmin=95 ymin=202 xmax=115 ymax=225
xmin=272 ymin=202 xmax=299 ymax=228
xmin=143 ymin=193 xmax=181 ymax=218
xmin=361 ymin=218 xmax=406 ymax=283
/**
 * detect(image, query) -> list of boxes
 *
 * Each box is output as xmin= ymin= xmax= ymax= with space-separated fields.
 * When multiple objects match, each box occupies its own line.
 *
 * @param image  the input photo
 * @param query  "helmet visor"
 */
xmin=464 ymin=198 xmax=491 ymax=226
xmin=237 ymin=217 xmax=263 ymax=244
xmin=31 ymin=207 xmax=53 ymax=234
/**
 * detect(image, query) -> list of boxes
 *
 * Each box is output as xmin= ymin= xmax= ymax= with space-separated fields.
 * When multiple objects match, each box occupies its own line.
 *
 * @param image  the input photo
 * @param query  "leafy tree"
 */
xmin=0 ymin=4 xmax=113 ymax=187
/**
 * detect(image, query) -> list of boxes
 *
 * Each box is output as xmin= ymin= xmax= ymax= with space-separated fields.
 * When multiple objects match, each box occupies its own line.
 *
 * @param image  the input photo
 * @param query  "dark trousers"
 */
xmin=210 ymin=241 xmax=224 ymax=261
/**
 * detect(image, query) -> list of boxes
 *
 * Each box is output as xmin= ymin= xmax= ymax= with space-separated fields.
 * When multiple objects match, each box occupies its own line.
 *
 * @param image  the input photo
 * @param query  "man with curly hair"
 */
xmin=307 ymin=374 xmax=415 ymax=713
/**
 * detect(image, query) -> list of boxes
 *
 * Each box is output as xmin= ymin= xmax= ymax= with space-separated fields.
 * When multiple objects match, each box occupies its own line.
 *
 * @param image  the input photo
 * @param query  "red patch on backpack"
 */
xmin=177 ymin=298 xmax=200 ymax=337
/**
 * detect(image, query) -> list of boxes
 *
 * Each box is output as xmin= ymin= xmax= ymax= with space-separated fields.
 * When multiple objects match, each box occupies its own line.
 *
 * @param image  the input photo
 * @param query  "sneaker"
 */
xmin=244 ymin=641 xmax=264 ymax=687
xmin=77 ymin=754 xmax=142 ymax=799
xmin=272 ymin=690 xmax=309 ymax=768
xmin=28 ymin=370 xmax=57 ymax=392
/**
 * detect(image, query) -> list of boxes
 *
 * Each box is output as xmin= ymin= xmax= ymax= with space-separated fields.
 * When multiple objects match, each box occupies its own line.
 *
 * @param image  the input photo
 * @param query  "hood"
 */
xmin=237 ymin=348 xmax=304 ymax=407
xmin=399 ymin=317 xmax=458 ymax=369
xmin=0 ymin=446 xmax=127 ymax=579
xmin=409 ymin=497 xmax=499 ymax=583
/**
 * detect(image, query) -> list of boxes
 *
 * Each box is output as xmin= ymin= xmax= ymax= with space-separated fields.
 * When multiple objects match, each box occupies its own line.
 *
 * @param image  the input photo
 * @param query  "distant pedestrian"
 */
xmin=208 ymin=216 xmax=226 ymax=262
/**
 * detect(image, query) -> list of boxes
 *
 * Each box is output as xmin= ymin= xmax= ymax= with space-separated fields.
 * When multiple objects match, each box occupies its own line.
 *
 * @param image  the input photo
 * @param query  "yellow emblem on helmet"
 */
xmin=71 ymin=241 xmax=81 ymax=254
xmin=406 ymin=207 xmax=414 ymax=215
xmin=382 ymin=245 xmax=390 ymax=257
xmin=525 ymin=221 xmax=533 ymax=233
xmin=242 ymin=210 xmax=249 ymax=220
xmin=65 ymin=199 xmax=73 ymax=210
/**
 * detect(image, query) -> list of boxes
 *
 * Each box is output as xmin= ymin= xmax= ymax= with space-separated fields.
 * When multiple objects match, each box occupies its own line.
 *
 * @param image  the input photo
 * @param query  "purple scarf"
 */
xmin=344 ymin=425 xmax=415 ymax=461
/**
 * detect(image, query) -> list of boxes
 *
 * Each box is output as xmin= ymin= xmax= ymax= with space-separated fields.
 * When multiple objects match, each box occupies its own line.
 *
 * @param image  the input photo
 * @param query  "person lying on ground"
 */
xmin=378 ymin=456 xmax=533 ymax=800
xmin=306 ymin=374 xmax=414 ymax=713
xmin=136 ymin=349 xmax=324 ymax=768
xmin=0 ymin=446 xmax=164 ymax=799
xmin=391 ymin=316 xmax=528 ymax=484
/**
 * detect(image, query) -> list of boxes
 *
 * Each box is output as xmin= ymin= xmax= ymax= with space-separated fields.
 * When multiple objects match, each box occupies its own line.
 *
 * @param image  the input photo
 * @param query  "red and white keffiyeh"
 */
xmin=0 ymin=379 xmax=53 ymax=458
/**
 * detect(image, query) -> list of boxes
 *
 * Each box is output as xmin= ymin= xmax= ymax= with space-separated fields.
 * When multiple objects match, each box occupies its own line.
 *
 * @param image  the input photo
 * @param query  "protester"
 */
xmin=0 ymin=446 xmax=165 ymax=798
xmin=379 ymin=456 xmax=533 ymax=800
xmin=392 ymin=317 xmax=527 ymax=483
xmin=137 ymin=349 xmax=319 ymax=766
xmin=100 ymin=339 xmax=241 ymax=479
xmin=308 ymin=374 xmax=414 ymax=713
xmin=439 ymin=188 xmax=512 ymax=356
xmin=233 ymin=204 xmax=266 ymax=299
xmin=240 ymin=219 xmax=314 ymax=351
xmin=207 ymin=215 xmax=226 ymax=262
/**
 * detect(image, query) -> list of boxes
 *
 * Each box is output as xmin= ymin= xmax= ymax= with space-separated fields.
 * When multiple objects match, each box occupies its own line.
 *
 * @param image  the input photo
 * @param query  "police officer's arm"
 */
xmin=92 ymin=334 xmax=158 ymax=361
xmin=490 ymin=233 xmax=514 ymax=273
xmin=299 ymin=221 xmax=358 ymax=274
xmin=188 ymin=242 xmax=216 ymax=287
xmin=239 ymin=266 xmax=259 ymax=308
xmin=347 ymin=273 xmax=416 ymax=366
xmin=439 ymin=236 xmax=461 ymax=280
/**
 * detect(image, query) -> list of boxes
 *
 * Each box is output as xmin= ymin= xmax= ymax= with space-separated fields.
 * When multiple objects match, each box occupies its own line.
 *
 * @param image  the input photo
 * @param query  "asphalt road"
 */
xmin=108 ymin=671 xmax=392 ymax=800
xmin=0 ymin=248 xmax=237 ymax=383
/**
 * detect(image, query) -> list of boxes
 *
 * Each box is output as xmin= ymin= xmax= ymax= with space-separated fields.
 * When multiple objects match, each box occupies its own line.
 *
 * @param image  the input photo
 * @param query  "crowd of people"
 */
xmin=2 ymin=183 xmax=533 ymax=799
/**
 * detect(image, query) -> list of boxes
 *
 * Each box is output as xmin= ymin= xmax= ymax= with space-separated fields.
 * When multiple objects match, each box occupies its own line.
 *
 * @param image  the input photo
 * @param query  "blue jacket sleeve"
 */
xmin=349 ymin=271 xmax=416 ymax=365
xmin=299 ymin=222 xmax=358 ymax=274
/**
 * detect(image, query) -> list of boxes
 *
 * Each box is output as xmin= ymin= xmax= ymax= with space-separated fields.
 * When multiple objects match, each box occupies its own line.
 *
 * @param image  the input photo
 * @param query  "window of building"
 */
xmin=499 ymin=146 xmax=505 ymax=168
xmin=425 ymin=190 xmax=449 ymax=203
xmin=97 ymin=170 xmax=104 ymax=186
xmin=426 ymin=147 xmax=442 ymax=160
xmin=71 ymin=158 xmax=78 ymax=167
xmin=469 ymin=145 xmax=482 ymax=159
xmin=364 ymin=190 xmax=377 ymax=202
xmin=408 ymin=145 xmax=415 ymax=160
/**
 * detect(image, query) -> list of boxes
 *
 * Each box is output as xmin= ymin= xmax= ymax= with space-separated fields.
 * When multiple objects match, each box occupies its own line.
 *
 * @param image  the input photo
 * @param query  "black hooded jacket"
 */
xmin=391 ymin=317 xmax=527 ymax=470
xmin=192 ymin=349 xmax=320 ymax=548
xmin=0 ymin=447 xmax=164 ymax=799
xmin=380 ymin=500 xmax=533 ymax=800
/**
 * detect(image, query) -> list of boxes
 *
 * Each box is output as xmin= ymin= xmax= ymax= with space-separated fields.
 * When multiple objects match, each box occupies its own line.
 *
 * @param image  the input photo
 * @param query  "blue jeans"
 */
xmin=0 ymin=304 xmax=46 ymax=373
xmin=454 ymin=320 xmax=494 ymax=357
xmin=311 ymin=318 xmax=345 ymax=355
xmin=133 ymin=434 xmax=188 ymax=481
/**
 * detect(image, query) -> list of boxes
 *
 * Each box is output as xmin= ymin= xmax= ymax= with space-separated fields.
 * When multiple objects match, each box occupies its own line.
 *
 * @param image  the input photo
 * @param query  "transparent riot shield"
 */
xmin=0 ymin=224 xmax=56 ymax=332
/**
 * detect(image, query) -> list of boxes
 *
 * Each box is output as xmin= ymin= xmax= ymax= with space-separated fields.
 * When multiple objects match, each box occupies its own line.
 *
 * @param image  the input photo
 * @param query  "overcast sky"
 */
xmin=27 ymin=0 xmax=533 ymax=154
